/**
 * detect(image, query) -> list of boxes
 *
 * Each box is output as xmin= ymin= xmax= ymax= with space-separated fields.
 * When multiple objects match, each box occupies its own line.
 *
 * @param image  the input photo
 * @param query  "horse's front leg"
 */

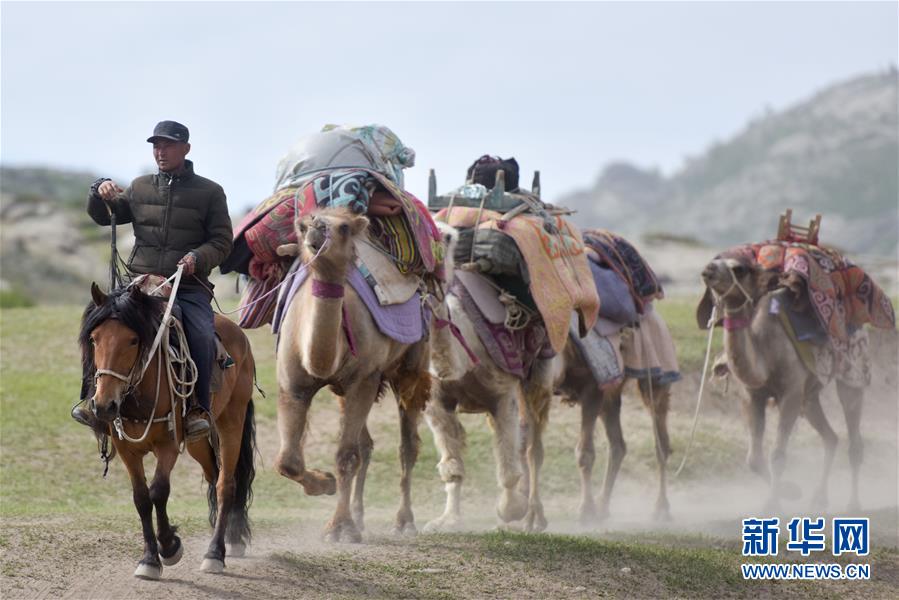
xmin=118 ymin=446 xmax=162 ymax=580
xmin=150 ymin=444 xmax=182 ymax=567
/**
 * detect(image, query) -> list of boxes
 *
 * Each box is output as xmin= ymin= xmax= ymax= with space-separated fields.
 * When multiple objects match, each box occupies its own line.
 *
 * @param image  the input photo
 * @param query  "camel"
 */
xmin=544 ymin=335 xmax=674 ymax=525
xmin=423 ymin=223 xmax=538 ymax=532
xmin=274 ymin=206 xmax=431 ymax=541
xmin=699 ymin=256 xmax=865 ymax=512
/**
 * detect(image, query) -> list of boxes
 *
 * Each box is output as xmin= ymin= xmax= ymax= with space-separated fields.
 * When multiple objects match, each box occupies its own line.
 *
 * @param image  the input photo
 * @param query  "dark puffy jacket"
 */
xmin=87 ymin=160 xmax=232 ymax=291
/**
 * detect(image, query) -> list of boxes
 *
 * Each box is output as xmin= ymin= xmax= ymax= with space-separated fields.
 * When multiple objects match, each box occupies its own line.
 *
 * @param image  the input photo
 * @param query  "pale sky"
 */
xmin=2 ymin=1 xmax=896 ymax=212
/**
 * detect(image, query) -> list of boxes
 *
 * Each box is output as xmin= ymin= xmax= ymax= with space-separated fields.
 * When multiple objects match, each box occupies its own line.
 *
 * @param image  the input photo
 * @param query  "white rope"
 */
xmin=673 ymin=304 xmax=718 ymax=478
xmin=109 ymin=266 xmax=197 ymax=444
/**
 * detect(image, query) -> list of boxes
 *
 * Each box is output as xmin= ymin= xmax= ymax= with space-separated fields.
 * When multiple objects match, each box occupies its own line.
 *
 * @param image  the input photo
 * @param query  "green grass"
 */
xmin=2 ymin=304 xmax=897 ymax=598
xmin=655 ymin=297 xmax=723 ymax=373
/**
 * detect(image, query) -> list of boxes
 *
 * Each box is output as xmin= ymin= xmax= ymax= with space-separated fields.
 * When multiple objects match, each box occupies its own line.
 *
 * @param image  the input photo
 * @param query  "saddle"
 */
xmin=131 ymin=275 xmax=233 ymax=396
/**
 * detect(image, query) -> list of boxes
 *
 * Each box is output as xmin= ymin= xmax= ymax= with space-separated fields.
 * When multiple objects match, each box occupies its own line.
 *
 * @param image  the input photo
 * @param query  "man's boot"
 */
xmin=185 ymin=406 xmax=211 ymax=442
xmin=72 ymin=403 xmax=98 ymax=428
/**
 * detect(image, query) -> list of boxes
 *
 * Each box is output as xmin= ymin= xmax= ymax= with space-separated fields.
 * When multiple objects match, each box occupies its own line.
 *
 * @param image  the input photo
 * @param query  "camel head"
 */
xmin=697 ymin=257 xmax=780 ymax=328
xmin=280 ymin=206 xmax=369 ymax=276
xmin=435 ymin=221 xmax=459 ymax=286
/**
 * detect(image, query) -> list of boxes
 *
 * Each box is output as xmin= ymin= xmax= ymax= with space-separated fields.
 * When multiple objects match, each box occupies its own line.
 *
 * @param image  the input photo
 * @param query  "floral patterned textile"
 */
xmin=721 ymin=240 xmax=895 ymax=353
xmin=231 ymin=169 xmax=441 ymax=329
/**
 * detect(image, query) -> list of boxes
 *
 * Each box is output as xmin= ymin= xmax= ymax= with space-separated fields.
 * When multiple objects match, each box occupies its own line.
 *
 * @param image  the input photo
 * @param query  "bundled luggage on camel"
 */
xmin=221 ymin=125 xmax=443 ymax=332
xmin=429 ymin=157 xmax=600 ymax=377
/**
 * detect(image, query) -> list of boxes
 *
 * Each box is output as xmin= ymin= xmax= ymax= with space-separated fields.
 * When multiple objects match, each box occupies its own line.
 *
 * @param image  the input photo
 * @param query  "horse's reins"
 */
xmin=94 ymin=265 xmax=196 ymax=445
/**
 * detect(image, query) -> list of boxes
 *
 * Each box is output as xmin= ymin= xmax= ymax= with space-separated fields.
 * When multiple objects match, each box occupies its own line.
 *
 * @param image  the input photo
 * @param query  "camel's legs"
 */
xmin=275 ymin=385 xmax=335 ymax=496
xmin=743 ymin=389 xmax=769 ymax=479
xmin=423 ymin=393 xmax=466 ymax=532
xmin=802 ymin=391 xmax=838 ymax=510
xmin=639 ymin=379 xmax=672 ymax=521
xmin=576 ymin=392 xmax=601 ymax=524
xmin=836 ymin=381 xmax=865 ymax=512
xmin=324 ymin=375 xmax=380 ymax=543
xmin=350 ymin=424 xmax=374 ymax=531
xmin=394 ymin=402 xmax=421 ymax=535
xmin=521 ymin=382 xmax=552 ymax=533
xmin=597 ymin=390 xmax=626 ymax=521
xmin=488 ymin=390 xmax=528 ymax=524
xmin=767 ymin=390 xmax=802 ymax=511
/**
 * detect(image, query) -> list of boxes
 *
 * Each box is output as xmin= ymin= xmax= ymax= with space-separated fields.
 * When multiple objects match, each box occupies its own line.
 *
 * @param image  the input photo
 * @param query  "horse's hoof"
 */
xmin=226 ymin=542 xmax=246 ymax=558
xmin=134 ymin=562 xmax=162 ymax=580
xmin=160 ymin=538 xmax=183 ymax=566
xmin=200 ymin=558 xmax=225 ymax=574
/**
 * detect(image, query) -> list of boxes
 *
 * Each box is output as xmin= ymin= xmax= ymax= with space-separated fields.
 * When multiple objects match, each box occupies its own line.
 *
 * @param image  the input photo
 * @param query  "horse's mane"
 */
xmin=79 ymin=286 xmax=168 ymax=376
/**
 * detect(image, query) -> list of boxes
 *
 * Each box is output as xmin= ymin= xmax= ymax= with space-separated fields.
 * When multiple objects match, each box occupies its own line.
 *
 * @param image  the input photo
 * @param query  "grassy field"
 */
xmin=1 ymin=300 xmax=897 ymax=598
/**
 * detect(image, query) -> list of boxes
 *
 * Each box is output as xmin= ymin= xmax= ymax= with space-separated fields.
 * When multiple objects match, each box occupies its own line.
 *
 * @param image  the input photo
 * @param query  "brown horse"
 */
xmin=80 ymin=282 xmax=257 ymax=579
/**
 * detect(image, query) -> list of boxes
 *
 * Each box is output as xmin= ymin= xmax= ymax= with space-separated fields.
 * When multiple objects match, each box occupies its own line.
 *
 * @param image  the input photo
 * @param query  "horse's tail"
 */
xmin=204 ymin=399 xmax=257 ymax=548
xmin=227 ymin=399 xmax=256 ymax=546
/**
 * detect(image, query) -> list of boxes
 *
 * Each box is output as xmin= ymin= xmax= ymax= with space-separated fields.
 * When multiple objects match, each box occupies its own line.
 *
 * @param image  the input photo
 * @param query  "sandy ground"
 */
xmin=3 ymin=361 xmax=897 ymax=599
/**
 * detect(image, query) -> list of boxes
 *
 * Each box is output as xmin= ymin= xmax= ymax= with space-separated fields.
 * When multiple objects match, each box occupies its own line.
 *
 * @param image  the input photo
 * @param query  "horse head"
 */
xmin=80 ymin=282 xmax=165 ymax=422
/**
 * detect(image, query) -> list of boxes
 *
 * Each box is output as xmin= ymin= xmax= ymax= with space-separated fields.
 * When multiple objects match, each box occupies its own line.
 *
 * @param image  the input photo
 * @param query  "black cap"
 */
xmin=147 ymin=120 xmax=189 ymax=143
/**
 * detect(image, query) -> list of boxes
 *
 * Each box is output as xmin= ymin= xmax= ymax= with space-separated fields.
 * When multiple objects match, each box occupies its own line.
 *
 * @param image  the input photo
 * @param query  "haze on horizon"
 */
xmin=2 ymin=1 xmax=897 ymax=212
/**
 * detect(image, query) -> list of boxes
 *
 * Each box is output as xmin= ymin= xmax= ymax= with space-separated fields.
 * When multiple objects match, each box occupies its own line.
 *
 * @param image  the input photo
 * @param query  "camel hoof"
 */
xmin=524 ymin=509 xmax=548 ymax=533
xmin=200 ymin=558 xmax=225 ymax=574
xmin=159 ymin=538 xmax=183 ymax=566
xmin=423 ymin=515 xmax=463 ymax=534
xmin=226 ymin=542 xmax=246 ymax=558
xmin=393 ymin=521 xmax=418 ymax=537
xmin=301 ymin=469 xmax=337 ymax=496
xmin=324 ymin=520 xmax=362 ymax=544
xmin=653 ymin=507 xmax=673 ymax=523
xmin=497 ymin=490 xmax=529 ymax=523
xmin=134 ymin=562 xmax=162 ymax=580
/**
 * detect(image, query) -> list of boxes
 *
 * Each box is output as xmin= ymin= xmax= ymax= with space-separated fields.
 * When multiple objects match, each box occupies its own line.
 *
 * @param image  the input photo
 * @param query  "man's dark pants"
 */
xmin=176 ymin=288 xmax=215 ymax=413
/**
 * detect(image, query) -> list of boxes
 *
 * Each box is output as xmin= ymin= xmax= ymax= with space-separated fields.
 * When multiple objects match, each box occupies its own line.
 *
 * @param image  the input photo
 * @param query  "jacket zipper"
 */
xmin=158 ymin=172 xmax=174 ymax=272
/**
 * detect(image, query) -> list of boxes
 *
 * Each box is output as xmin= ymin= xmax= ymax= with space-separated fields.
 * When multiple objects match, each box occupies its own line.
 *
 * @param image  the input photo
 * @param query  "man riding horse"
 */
xmin=72 ymin=120 xmax=233 ymax=440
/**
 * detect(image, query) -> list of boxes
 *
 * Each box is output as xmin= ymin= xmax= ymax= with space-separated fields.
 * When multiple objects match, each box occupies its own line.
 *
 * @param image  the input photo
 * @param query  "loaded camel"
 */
xmin=274 ymin=206 xmax=431 ymax=541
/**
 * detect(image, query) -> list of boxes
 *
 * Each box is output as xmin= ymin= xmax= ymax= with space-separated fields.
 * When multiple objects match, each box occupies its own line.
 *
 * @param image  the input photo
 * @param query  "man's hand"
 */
xmin=177 ymin=252 xmax=197 ymax=276
xmin=97 ymin=180 xmax=124 ymax=202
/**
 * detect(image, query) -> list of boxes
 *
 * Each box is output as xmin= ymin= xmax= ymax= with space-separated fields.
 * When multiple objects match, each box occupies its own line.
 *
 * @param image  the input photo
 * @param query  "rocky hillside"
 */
xmin=559 ymin=70 xmax=899 ymax=258
xmin=0 ymin=167 xmax=116 ymax=306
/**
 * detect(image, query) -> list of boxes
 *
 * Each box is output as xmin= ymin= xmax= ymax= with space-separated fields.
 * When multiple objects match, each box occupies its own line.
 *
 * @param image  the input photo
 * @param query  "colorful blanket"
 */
xmin=581 ymin=229 xmax=663 ymax=308
xmin=231 ymin=168 xmax=442 ymax=329
xmin=720 ymin=241 xmax=895 ymax=352
xmin=769 ymin=290 xmax=871 ymax=387
xmin=436 ymin=207 xmax=599 ymax=353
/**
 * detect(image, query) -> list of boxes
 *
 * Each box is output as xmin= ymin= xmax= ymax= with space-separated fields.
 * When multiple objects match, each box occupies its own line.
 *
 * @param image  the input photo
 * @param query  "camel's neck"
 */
xmin=722 ymin=301 xmax=769 ymax=389
xmin=296 ymin=262 xmax=351 ymax=379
